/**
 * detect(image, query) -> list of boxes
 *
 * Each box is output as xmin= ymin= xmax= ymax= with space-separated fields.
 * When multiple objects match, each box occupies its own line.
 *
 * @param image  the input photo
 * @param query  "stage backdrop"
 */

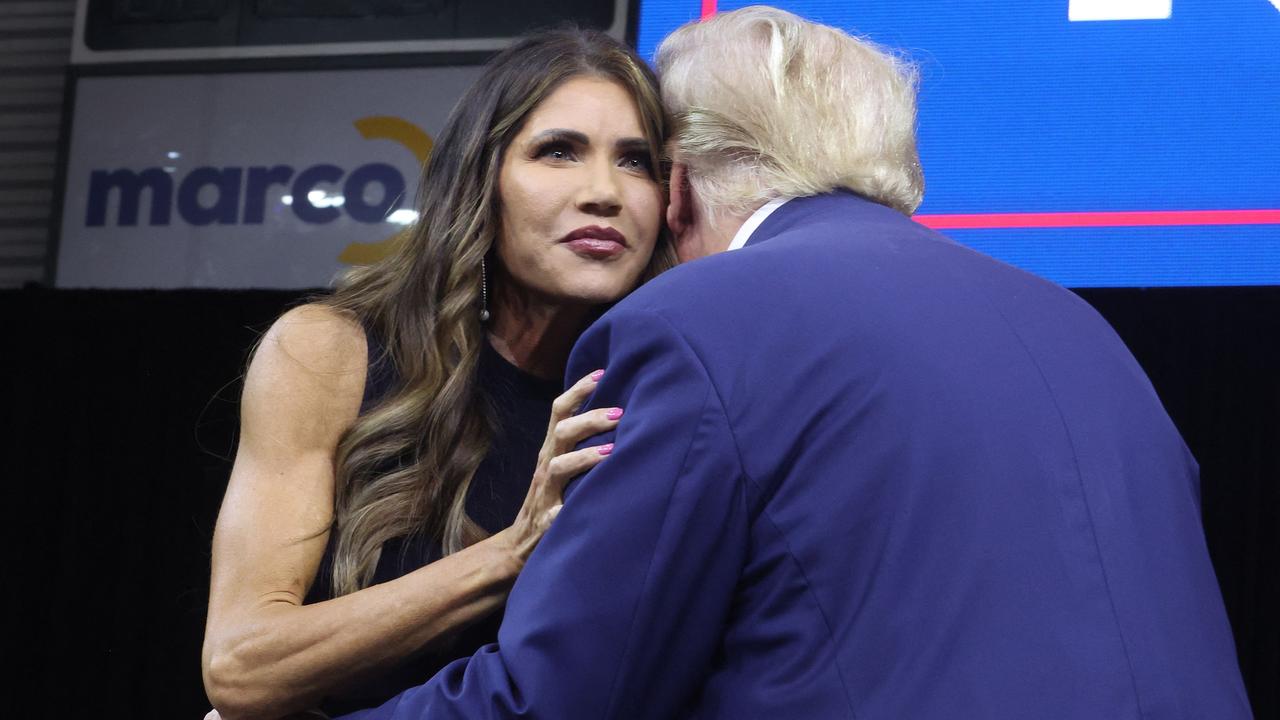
xmin=51 ymin=0 xmax=636 ymax=290
xmin=52 ymin=0 xmax=1280 ymax=290
xmin=55 ymin=66 xmax=481 ymax=288
xmin=640 ymin=0 xmax=1280 ymax=287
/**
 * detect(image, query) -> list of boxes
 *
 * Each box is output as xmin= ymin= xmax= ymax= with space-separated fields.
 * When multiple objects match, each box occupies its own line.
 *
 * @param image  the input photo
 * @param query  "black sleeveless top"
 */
xmin=305 ymin=335 xmax=561 ymax=715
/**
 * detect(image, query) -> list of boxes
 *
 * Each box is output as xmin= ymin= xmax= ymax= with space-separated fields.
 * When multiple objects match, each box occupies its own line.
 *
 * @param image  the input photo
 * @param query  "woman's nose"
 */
xmin=576 ymin=159 xmax=622 ymax=216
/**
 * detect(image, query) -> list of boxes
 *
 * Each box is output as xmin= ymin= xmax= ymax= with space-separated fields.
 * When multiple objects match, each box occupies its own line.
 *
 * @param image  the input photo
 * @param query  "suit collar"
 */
xmin=743 ymin=190 xmax=907 ymax=249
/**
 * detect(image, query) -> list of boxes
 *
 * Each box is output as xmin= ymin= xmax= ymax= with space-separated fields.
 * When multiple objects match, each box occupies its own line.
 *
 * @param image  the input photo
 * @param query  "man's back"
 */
xmin=588 ymin=192 xmax=1250 ymax=719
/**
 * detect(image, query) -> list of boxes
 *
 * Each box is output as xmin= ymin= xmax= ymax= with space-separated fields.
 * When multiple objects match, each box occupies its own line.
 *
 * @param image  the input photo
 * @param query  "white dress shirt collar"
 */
xmin=726 ymin=197 xmax=792 ymax=252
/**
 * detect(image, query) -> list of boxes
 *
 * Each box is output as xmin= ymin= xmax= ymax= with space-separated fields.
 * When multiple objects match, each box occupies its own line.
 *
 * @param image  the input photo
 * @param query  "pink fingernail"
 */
xmin=598 ymin=443 xmax=614 ymax=456
xmin=606 ymin=407 xmax=624 ymax=420
xmin=590 ymin=369 xmax=605 ymax=381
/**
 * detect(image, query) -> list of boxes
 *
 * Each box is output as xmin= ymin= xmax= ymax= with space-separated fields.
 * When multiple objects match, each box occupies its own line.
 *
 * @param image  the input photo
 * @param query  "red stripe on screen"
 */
xmin=914 ymin=209 xmax=1280 ymax=230
xmin=701 ymin=0 xmax=717 ymax=19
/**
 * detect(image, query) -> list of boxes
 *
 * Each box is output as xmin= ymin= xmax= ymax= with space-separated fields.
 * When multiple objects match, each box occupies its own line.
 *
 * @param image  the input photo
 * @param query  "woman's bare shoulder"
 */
xmin=243 ymin=303 xmax=370 ymax=440
xmin=264 ymin=303 xmax=368 ymax=373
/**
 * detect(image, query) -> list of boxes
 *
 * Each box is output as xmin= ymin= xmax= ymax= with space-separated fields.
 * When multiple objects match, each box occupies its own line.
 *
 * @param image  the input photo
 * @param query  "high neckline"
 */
xmin=480 ymin=338 xmax=563 ymax=402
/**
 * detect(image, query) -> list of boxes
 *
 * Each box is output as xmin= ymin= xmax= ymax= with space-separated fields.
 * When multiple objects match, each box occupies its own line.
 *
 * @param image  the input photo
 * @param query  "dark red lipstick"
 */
xmin=559 ymin=225 xmax=628 ymax=258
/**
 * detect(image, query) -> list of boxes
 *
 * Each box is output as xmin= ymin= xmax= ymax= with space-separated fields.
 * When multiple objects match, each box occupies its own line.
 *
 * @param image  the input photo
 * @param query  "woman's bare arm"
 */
xmin=201 ymin=306 xmax=617 ymax=720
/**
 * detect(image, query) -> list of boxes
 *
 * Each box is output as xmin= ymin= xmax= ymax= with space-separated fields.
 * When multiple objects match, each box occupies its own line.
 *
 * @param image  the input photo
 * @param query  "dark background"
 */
xmin=1 ymin=285 xmax=1276 ymax=718
xmin=83 ymin=0 xmax=617 ymax=49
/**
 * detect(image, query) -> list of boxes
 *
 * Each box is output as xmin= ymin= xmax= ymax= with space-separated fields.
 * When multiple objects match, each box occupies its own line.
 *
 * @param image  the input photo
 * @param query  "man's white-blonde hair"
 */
xmin=656 ymin=6 xmax=924 ymax=218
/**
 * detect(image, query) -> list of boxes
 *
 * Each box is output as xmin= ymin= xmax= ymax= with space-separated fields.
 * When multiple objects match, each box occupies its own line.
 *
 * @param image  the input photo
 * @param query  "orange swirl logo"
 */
xmin=340 ymin=116 xmax=434 ymax=265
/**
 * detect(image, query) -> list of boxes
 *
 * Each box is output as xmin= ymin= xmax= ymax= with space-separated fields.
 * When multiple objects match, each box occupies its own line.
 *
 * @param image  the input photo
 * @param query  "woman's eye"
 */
xmin=621 ymin=153 xmax=652 ymax=172
xmin=536 ymin=143 xmax=575 ymax=161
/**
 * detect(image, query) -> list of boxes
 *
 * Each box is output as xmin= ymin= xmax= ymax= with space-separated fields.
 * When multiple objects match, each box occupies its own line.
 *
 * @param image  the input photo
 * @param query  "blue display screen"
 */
xmin=637 ymin=1 xmax=1280 ymax=287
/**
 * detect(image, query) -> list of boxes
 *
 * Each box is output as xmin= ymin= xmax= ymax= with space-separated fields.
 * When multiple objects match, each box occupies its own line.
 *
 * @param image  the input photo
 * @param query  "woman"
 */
xmin=202 ymin=28 xmax=674 ymax=719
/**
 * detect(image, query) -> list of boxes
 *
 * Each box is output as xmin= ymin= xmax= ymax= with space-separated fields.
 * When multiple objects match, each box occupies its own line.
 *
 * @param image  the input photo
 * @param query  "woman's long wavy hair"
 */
xmin=321 ymin=28 xmax=674 ymax=597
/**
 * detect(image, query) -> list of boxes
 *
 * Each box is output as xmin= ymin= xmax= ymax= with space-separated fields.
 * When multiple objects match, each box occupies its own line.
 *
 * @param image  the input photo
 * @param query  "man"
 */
xmin=345 ymin=8 xmax=1251 ymax=718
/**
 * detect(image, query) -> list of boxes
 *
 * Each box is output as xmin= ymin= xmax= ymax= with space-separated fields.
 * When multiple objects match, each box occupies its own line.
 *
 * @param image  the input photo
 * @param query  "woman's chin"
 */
xmin=552 ymin=281 xmax=636 ymax=308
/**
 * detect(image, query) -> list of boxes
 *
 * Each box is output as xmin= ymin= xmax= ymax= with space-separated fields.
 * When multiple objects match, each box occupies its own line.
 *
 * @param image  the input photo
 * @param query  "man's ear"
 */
xmin=667 ymin=162 xmax=692 ymax=239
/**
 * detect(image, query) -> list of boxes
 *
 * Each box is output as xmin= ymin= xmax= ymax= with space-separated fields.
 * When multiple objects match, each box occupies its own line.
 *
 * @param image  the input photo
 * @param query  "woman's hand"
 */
xmin=499 ymin=369 xmax=621 ymax=568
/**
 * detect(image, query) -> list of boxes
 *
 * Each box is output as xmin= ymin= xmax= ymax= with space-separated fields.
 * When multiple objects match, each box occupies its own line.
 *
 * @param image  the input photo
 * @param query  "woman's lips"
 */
xmin=563 ymin=237 xmax=626 ymax=258
xmin=560 ymin=226 xmax=628 ymax=259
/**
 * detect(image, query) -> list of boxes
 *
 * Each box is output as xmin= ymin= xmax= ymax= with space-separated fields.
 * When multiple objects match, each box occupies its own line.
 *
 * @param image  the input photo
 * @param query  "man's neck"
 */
xmin=680 ymin=204 xmax=755 ymax=261
xmin=708 ymin=208 xmax=753 ymax=254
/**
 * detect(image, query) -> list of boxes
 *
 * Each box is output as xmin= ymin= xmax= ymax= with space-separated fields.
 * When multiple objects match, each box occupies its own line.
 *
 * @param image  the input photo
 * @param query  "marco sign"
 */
xmin=84 ymin=161 xmax=405 ymax=227
xmin=56 ymin=66 xmax=482 ymax=289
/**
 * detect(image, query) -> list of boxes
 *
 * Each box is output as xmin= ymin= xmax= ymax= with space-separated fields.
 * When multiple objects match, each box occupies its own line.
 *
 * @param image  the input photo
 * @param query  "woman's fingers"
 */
xmin=507 ymin=371 xmax=612 ymax=563
xmin=546 ymin=444 xmax=614 ymax=492
xmin=553 ymin=406 xmax=623 ymax=451
xmin=550 ymin=369 xmax=604 ymax=424
xmin=506 ymin=442 xmax=609 ymax=564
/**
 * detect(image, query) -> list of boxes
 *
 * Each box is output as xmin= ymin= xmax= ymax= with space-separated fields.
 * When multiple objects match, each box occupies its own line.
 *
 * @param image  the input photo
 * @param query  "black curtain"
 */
xmin=1078 ymin=287 xmax=1279 ymax=716
xmin=1 ymin=289 xmax=300 ymax=717
xmin=1 ymin=286 xmax=1276 ymax=718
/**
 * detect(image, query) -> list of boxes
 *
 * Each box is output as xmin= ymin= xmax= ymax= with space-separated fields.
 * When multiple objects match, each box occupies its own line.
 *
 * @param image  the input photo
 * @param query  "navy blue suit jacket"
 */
xmin=342 ymin=192 xmax=1251 ymax=719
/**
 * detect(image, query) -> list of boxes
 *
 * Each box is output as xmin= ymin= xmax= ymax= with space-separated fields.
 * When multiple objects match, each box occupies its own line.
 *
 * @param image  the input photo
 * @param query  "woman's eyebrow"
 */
xmin=615 ymin=137 xmax=649 ymax=153
xmin=528 ymin=128 xmax=590 ymax=145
